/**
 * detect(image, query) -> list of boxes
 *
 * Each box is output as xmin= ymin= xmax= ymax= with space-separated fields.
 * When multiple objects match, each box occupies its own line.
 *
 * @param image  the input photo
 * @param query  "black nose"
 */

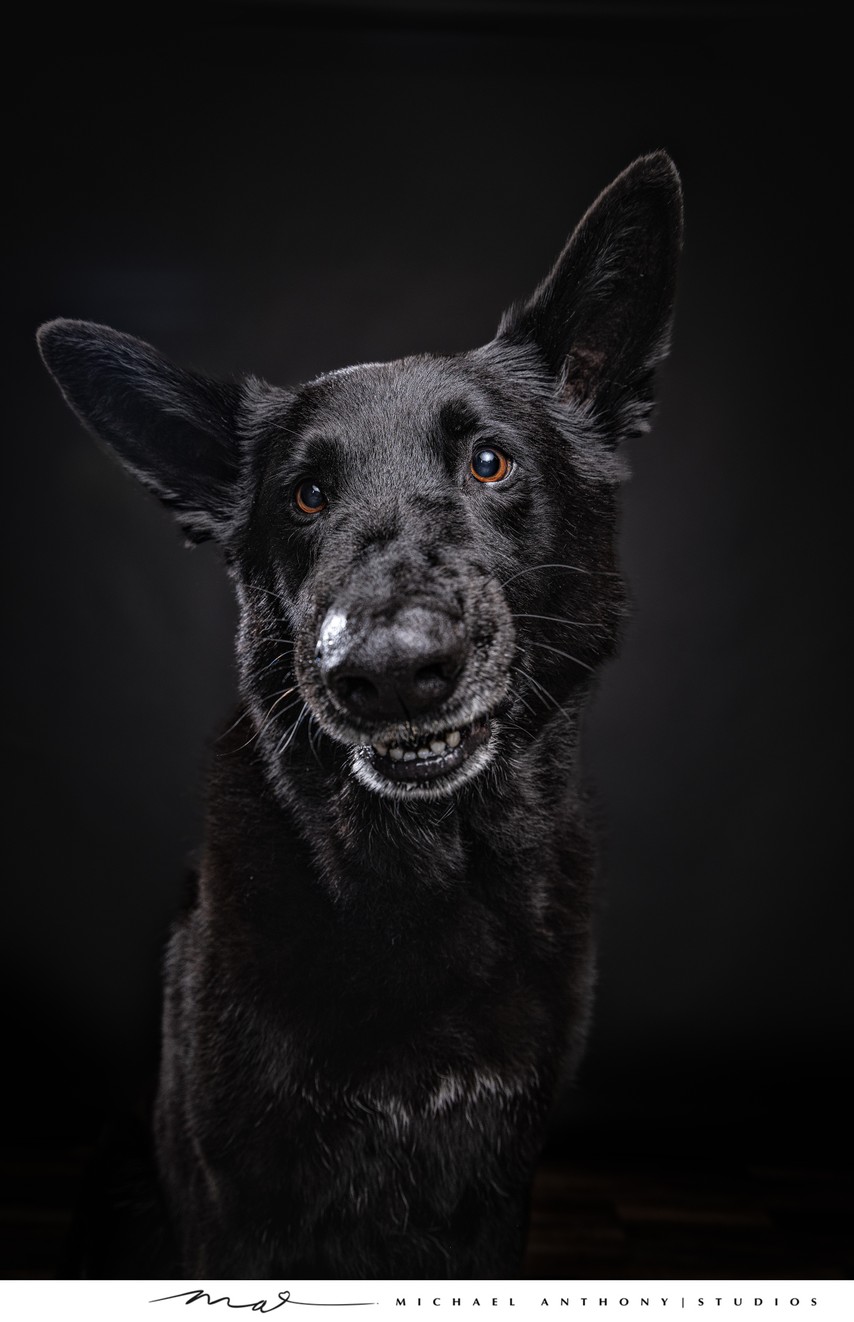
xmin=319 ymin=605 xmax=466 ymax=722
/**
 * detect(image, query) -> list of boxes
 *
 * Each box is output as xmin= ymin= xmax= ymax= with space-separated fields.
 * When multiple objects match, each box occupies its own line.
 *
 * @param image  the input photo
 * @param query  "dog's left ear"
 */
xmin=37 ymin=318 xmax=246 ymax=543
xmin=498 ymin=151 xmax=683 ymax=442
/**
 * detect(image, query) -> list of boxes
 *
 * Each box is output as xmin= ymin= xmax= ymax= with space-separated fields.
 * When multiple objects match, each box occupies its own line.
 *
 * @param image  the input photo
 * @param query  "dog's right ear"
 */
xmin=497 ymin=151 xmax=683 ymax=444
xmin=38 ymin=318 xmax=247 ymax=543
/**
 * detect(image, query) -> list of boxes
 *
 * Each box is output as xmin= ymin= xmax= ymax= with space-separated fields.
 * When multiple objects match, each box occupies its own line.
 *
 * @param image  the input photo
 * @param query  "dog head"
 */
xmin=38 ymin=153 xmax=682 ymax=803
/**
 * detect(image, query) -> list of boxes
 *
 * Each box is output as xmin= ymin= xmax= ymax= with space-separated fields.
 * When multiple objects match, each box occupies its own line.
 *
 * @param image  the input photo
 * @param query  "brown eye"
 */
xmin=294 ymin=479 xmax=327 ymax=515
xmin=470 ymin=446 xmax=510 ymax=483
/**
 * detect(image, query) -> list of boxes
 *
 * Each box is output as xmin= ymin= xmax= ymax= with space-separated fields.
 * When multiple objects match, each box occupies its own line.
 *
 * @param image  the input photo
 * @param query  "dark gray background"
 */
xmin=5 ymin=2 xmax=848 ymax=1160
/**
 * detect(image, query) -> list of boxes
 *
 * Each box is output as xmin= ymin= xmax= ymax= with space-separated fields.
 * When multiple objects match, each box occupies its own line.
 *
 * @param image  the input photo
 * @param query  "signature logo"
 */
xmin=151 ymin=1288 xmax=377 ymax=1313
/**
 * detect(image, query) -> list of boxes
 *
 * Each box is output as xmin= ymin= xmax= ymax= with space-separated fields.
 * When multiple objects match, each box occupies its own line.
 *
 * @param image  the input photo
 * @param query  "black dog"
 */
xmin=39 ymin=152 xmax=682 ymax=1279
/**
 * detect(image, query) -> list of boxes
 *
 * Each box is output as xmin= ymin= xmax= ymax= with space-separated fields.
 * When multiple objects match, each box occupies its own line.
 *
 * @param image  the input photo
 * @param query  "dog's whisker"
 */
xmin=525 ymin=640 xmax=596 ymax=673
xmin=252 ymin=650 xmax=297 ymax=681
xmin=230 ymin=690 xmax=303 ymax=754
xmin=267 ymin=694 xmax=304 ymax=726
xmin=500 ymin=561 xmax=622 ymax=587
xmin=509 ymin=660 xmax=570 ymax=721
xmin=506 ymin=678 xmax=540 ymax=723
xmin=307 ymin=717 xmax=324 ymax=770
xmin=275 ymin=703 xmax=309 ymax=758
xmin=217 ymin=708 xmax=251 ymax=742
xmin=260 ymin=686 xmax=301 ymax=724
xmin=519 ymin=668 xmax=567 ymax=715
xmin=248 ymin=584 xmax=288 ymax=604
xmin=510 ymin=612 xmax=606 ymax=631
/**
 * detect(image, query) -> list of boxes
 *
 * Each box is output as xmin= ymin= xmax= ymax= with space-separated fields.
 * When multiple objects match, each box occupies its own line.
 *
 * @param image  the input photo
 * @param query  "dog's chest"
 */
xmin=202 ymin=1024 xmax=548 ymax=1217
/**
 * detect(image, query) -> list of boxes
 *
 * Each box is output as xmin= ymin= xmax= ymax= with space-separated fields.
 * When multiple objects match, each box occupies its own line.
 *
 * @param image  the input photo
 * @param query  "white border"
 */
xmin=0 ymin=1280 xmax=852 ymax=1322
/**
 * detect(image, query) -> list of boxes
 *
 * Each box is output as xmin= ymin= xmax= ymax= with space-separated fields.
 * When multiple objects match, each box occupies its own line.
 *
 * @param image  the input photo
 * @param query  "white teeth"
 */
xmin=372 ymin=727 xmax=467 ymax=766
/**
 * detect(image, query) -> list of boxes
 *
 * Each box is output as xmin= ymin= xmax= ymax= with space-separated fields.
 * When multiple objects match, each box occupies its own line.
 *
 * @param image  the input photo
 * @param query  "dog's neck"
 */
xmin=204 ymin=697 xmax=590 ymax=921
xmin=197 ymin=697 xmax=597 ymax=1056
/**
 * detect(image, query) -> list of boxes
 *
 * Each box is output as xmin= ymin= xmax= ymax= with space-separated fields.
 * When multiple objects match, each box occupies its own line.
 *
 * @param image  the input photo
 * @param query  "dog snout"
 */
xmin=318 ymin=605 xmax=467 ymax=723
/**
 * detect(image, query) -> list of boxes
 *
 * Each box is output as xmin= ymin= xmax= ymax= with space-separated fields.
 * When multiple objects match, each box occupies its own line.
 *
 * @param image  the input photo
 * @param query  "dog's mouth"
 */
xmin=350 ymin=713 xmax=495 ymax=799
xmin=366 ymin=714 xmax=490 ymax=783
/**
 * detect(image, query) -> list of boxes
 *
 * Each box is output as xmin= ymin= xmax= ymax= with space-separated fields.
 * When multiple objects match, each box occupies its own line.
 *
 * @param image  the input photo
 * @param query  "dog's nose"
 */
xmin=319 ymin=605 xmax=466 ymax=722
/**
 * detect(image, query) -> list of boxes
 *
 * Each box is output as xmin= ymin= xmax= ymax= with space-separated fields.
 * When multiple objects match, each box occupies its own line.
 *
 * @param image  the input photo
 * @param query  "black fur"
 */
xmin=38 ymin=152 xmax=682 ymax=1279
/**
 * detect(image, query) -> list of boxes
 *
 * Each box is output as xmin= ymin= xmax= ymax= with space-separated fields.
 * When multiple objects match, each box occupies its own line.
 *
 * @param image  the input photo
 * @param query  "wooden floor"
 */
xmin=523 ymin=1158 xmax=852 ymax=1280
xmin=1 ymin=1146 xmax=851 ymax=1280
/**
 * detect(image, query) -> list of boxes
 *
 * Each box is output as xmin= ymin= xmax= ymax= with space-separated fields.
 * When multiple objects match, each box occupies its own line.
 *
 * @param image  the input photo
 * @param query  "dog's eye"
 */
xmin=470 ymin=446 xmax=511 ymax=483
xmin=294 ymin=479 xmax=328 ymax=515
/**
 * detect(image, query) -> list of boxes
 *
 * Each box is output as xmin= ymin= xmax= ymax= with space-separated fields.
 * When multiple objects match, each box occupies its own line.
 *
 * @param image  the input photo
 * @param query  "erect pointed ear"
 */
xmin=498 ymin=151 xmax=683 ymax=443
xmin=37 ymin=318 xmax=245 ymax=543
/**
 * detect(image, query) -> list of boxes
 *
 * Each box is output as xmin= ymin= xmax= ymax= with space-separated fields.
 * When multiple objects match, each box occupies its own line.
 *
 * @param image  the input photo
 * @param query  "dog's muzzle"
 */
xmin=307 ymin=599 xmax=509 ymax=801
